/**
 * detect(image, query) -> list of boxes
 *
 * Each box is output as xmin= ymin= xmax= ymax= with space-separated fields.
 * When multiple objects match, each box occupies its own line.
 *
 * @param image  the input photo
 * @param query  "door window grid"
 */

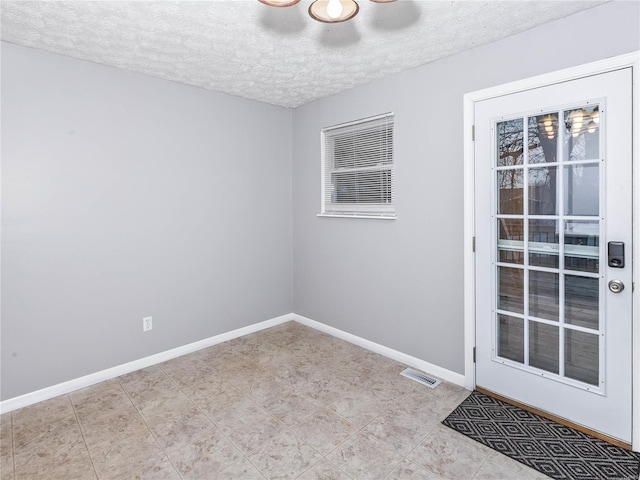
xmin=492 ymin=102 xmax=605 ymax=392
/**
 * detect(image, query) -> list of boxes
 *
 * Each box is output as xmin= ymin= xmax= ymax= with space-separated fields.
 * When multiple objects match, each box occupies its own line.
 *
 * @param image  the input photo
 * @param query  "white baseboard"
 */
xmin=1 ymin=312 xmax=466 ymax=414
xmin=291 ymin=314 xmax=466 ymax=387
xmin=0 ymin=314 xmax=293 ymax=414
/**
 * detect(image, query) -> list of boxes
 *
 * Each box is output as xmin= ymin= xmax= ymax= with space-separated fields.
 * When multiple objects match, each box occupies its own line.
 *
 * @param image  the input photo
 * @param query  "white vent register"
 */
xmin=400 ymin=368 xmax=441 ymax=389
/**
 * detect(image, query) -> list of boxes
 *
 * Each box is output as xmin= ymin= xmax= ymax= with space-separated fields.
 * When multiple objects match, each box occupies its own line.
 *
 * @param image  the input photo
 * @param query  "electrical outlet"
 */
xmin=143 ymin=316 xmax=152 ymax=332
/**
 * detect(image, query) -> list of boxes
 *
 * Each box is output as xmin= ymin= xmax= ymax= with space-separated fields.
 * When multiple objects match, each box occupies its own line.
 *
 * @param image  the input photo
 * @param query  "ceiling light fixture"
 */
xmin=260 ymin=0 xmax=397 ymax=24
xmin=259 ymin=0 xmax=302 ymax=6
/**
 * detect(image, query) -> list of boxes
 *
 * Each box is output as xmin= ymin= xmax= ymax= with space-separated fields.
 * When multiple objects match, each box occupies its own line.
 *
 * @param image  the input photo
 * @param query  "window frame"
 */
xmin=319 ymin=112 xmax=396 ymax=219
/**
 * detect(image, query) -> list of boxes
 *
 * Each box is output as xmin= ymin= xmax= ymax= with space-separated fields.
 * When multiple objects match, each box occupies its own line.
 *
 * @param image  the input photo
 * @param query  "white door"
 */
xmin=474 ymin=68 xmax=633 ymax=443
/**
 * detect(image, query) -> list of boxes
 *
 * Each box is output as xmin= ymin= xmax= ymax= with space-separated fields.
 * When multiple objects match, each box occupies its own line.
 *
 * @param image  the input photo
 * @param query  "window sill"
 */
xmin=317 ymin=213 xmax=397 ymax=220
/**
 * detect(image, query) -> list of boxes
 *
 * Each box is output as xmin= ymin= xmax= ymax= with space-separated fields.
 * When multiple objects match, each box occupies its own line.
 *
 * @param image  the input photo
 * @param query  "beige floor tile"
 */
xmin=297 ymin=376 xmax=351 ymax=406
xmin=198 ymin=390 xmax=254 ymax=423
xmin=0 ymin=457 xmax=14 ymax=480
xmin=118 ymin=365 xmax=169 ymax=393
xmin=407 ymin=426 xmax=490 ymax=479
xmin=163 ymin=359 xmax=218 ymax=391
xmin=257 ymin=388 xmax=320 ymax=427
xmin=364 ymin=405 xmax=437 ymax=455
xmin=217 ymin=361 xmax=274 ymax=392
xmin=120 ymin=370 xmax=181 ymax=407
xmin=272 ymin=360 xmax=323 ymax=389
xmin=246 ymin=429 xmax=322 ymax=480
xmin=433 ymin=423 xmax=494 ymax=456
xmin=165 ymin=426 xmax=242 ymax=479
xmin=327 ymin=430 xmax=405 ymax=479
xmin=134 ymin=388 xmax=198 ymax=424
xmin=0 ymin=415 xmax=14 ymax=480
xmin=209 ymin=398 xmax=287 ymax=455
xmin=385 ymin=458 xmax=439 ymax=479
xmin=12 ymin=414 xmax=83 ymax=452
xmin=212 ymin=456 xmax=266 ymax=479
xmin=79 ymin=406 xmax=148 ymax=455
xmin=179 ymin=372 xmax=240 ymax=405
xmin=472 ymin=457 xmax=532 ymax=480
xmin=296 ymin=458 xmax=353 ymax=480
xmin=291 ymin=408 xmax=358 ymax=455
xmin=14 ymin=437 xmax=96 ymax=480
xmin=146 ymin=408 xmax=209 ymax=448
xmin=396 ymin=388 xmax=463 ymax=423
xmin=121 ymin=455 xmax=181 ymax=480
xmin=487 ymin=451 xmax=552 ymax=480
xmin=194 ymin=342 xmax=237 ymax=365
xmin=0 ymin=415 xmax=11 ymax=441
xmin=325 ymin=384 xmax=393 ymax=428
xmin=12 ymin=395 xmax=76 ymax=428
xmin=90 ymin=430 xmax=169 ymax=480
xmin=244 ymin=373 xmax=296 ymax=401
xmin=160 ymin=352 xmax=211 ymax=375
xmin=1 ymin=324 xmax=494 ymax=480
xmin=70 ymin=382 xmax=133 ymax=424
xmin=0 ymin=413 xmax=12 ymax=449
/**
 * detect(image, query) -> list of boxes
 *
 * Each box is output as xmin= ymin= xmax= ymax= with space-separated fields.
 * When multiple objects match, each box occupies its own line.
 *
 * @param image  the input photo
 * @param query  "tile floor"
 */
xmin=0 ymin=321 xmax=552 ymax=479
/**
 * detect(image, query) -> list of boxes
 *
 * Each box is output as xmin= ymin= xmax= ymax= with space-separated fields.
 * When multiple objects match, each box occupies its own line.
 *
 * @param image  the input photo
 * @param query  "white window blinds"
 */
xmin=321 ymin=113 xmax=395 ymax=218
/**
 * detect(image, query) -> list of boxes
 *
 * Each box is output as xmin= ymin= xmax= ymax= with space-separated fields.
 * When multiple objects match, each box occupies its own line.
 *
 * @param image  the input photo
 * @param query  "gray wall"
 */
xmin=1 ymin=43 xmax=293 ymax=400
xmin=2 ymin=1 xmax=638 ymax=401
xmin=291 ymin=1 xmax=640 ymax=375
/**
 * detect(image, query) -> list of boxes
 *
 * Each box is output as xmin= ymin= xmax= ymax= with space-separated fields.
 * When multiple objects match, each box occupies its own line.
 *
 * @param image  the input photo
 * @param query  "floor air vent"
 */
xmin=400 ymin=368 xmax=441 ymax=389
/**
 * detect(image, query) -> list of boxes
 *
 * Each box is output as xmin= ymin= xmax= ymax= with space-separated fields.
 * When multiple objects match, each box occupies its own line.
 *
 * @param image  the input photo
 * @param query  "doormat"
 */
xmin=442 ymin=391 xmax=640 ymax=480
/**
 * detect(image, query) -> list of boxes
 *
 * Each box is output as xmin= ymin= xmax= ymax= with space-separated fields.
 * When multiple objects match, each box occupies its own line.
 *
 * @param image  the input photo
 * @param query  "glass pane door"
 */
xmin=475 ymin=68 xmax=632 ymax=443
xmin=494 ymin=104 xmax=603 ymax=391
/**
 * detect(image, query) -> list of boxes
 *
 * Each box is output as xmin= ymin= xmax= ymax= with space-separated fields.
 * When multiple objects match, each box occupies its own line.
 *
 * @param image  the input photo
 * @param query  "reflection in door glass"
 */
xmin=529 ymin=322 xmax=559 ymax=374
xmin=529 ymin=271 xmax=559 ymax=321
xmin=565 ymin=329 xmax=599 ymax=386
xmin=565 ymin=220 xmax=599 ymax=273
xmin=529 ymin=114 xmax=558 ymax=164
xmin=498 ymin=267 xmax=524 ymax=314
xmin=529 ymin=219 xmax=558 ymax=268
xmin=498 ymin=219 xmax=524 ymax=264
xmin=529 ymin=166 xmax=557 ymax=215
xmin=565 ymin=275 xmax=599 ymax=330
xmin=564 ymin=106 xmax=600 ymax=161
xmin=498 ymin=314 xmax=524 ymax=364
xmin=497 ymin=170 xmax=523 ymax=214
xmin=497 ymin=119 xmax=524 ymax=166
xmin=564 ymin=164 xmax=599 ymax=216
xmin=494 ymin=104 xmax=602 ymax=389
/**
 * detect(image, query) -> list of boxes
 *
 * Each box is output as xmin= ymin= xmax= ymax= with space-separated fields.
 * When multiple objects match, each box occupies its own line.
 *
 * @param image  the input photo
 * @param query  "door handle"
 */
xmin=608 ymin=279 xmax=625 ymax=293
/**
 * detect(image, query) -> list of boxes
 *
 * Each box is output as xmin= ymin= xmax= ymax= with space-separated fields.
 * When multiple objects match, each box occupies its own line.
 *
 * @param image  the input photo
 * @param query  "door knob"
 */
xmin=608 ymin=279 xmax=624 ymax=293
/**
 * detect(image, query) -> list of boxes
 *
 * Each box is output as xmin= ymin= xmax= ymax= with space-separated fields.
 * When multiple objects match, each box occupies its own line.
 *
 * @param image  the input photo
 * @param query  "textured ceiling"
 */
xmin=1 ymin=0 xmax=605 ymax=108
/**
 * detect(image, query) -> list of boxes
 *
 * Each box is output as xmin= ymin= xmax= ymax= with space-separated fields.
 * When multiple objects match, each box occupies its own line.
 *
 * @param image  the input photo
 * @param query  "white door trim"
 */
xmin=463 ymin=51 xmax=640 ymax=451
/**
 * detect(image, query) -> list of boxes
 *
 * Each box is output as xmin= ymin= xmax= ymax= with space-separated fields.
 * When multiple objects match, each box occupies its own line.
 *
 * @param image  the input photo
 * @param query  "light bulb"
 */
xmin=587 ymin=121 xmax=597 ymax=134
xmin=572 ymin=111 xmax=583 ymax=125
xmin=327 ymin=0 xmax=343 ymax=18
xmin=591 ymin=108 xmax=600 ymax=124
xmin=545 ymin=125 xmax=553 ymax=133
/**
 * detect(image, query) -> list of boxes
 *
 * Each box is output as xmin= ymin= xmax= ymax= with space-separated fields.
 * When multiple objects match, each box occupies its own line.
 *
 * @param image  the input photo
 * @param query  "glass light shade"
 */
xmin=258 ymin=0 xmax=301 ymax=6
xmin=309 ymin=0 xmax=359 ymax=22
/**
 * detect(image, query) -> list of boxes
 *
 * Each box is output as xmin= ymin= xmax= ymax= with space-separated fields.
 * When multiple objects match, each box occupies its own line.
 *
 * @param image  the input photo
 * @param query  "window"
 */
xmin=320 ymin=113 xmax=395 ymax=218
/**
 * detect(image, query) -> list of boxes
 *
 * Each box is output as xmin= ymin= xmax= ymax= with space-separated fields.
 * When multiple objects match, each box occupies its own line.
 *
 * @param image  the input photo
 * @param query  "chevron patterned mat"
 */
xmin=442 ymin=391 xmax=640 ymax=480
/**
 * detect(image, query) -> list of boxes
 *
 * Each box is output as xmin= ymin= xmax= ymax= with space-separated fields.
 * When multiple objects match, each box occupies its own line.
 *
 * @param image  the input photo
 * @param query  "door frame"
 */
xmin=463 ymin=51 xmax=640 ymax=451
